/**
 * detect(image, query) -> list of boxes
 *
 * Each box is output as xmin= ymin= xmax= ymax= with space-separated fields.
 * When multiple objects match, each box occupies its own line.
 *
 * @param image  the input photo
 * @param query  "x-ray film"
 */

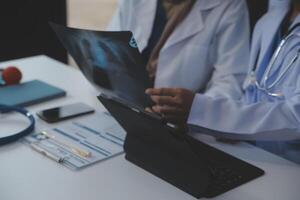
xmin=51 ymin=23 xmax=153 ymax=108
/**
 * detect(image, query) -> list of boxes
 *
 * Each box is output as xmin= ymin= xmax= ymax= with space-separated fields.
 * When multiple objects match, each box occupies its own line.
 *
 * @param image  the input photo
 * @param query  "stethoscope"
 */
xmin=0 ymin=104 xmax=35 ymax=145
xmin=247 ymin=23 xmax=300 ymax=97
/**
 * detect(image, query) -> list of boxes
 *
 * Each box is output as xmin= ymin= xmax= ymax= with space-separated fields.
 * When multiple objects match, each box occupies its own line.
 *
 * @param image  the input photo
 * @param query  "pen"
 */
xmin=40 ymin=131 xmax=92 ymax=158
xmin=30 ymin=143 xmax=64 ymax=163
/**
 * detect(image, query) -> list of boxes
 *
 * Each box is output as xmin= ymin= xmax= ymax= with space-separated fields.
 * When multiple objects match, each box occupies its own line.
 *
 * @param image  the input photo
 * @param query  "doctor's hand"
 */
xmin=145 ymin=88 xmax=195 ymax=123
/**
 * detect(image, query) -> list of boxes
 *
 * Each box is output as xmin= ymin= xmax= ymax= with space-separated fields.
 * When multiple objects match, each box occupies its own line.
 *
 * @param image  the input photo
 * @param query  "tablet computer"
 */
xmin=98 ymin=94 xmax=265 ymax=198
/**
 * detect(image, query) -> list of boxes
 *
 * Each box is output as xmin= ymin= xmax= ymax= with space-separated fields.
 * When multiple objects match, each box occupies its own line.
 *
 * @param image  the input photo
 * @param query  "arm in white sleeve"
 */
xmin=188 ymin=92 xmax=300 ymax=141
xmin=106 ymin=0 xmax=124 ymax=31
xmin=204 ymin=0 xmax=250 ymax=99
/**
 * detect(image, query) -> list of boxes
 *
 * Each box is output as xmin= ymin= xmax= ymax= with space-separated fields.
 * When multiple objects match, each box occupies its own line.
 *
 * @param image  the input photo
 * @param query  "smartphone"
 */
xmin=37 ymin=103 xmax=95 ymax=123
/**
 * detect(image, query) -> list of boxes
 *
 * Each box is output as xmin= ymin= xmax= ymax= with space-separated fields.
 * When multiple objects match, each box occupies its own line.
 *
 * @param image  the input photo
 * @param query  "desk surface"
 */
xmin=0 ymin=55 xmax=299 ymax=200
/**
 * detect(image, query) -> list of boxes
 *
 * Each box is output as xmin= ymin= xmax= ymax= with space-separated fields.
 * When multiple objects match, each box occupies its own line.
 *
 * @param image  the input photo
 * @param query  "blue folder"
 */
xmin=0 ymin=80 xmax=66 ymax=107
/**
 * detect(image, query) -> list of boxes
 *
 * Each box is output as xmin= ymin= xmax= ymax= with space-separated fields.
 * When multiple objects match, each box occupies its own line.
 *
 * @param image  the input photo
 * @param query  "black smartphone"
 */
xmin=37 ymin=103 xmax=95 ymax=123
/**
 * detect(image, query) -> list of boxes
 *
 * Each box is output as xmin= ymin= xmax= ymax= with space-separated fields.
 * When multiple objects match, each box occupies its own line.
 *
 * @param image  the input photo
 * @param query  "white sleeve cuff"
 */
xmin=187 ymin=94 xmax=212 ymax=127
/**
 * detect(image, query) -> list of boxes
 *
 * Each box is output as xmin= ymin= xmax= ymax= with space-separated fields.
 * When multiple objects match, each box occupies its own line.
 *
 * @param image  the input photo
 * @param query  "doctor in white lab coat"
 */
xmin=108 ymin=0 xmax=250 ymax=99
xmin=146 ymin=0 xmax=300 ymax=163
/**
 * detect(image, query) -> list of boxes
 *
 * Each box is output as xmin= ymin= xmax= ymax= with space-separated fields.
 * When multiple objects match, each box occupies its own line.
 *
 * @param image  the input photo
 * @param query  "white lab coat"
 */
xmin=108 ymin=0 xmax=250 ymax=99
xmin=188 ymin=1 xmax=300 ymax=141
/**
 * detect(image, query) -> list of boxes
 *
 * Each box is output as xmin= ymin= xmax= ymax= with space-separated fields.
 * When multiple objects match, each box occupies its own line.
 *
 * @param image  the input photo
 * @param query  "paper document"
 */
xmin=24 ymin=112 xmax=126 ymax=170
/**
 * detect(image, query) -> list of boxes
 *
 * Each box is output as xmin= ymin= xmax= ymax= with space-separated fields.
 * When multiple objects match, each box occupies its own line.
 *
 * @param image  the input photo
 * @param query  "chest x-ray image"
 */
xmin=51 ymin=23 xmax=152 ymax=108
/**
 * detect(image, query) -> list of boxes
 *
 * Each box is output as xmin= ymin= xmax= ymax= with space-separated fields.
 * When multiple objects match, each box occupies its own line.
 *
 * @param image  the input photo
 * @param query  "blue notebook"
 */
xmin=0 ymin=80 xmax=66 ymax=107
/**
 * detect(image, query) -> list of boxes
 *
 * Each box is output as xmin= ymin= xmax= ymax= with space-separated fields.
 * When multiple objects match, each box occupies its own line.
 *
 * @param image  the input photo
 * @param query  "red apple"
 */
xmin=2 ymin=66 xmax=22 ymax=85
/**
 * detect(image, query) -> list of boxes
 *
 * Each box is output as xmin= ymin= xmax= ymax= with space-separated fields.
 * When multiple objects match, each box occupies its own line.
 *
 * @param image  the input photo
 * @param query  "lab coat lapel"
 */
xmin=258 ymin=7 xmax=290 ymax=70
xmin=133 ymin=0 xmax=157 ymax=51
xmin=161 ymin=0 xmax=221 ymax=52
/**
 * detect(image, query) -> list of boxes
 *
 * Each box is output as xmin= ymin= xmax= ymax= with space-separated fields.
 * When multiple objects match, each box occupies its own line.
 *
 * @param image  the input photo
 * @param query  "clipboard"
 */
xmin=98 ymin=94 xmax=265 ymax=198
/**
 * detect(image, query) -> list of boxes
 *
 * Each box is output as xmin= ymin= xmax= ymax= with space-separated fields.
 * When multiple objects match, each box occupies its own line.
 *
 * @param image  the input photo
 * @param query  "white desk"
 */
xmin=0 ymin=55 xmax=299 ymax=200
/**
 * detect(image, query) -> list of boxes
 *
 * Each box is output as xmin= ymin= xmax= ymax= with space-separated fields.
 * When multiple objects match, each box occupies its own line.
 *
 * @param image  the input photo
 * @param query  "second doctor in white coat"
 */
xmin=147 ymin=0 xmax=300 ymax=163
xmin=108 ymin=0 xmax=250 ymax=99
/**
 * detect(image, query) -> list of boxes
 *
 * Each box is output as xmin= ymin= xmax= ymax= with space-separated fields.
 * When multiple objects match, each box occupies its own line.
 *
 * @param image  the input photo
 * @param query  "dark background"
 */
xmin=0 ymin=0 xmax=67 ymax=63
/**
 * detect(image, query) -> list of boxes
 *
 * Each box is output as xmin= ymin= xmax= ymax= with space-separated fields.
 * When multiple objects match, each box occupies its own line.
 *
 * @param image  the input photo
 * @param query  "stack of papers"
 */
xmin=24 ymin=112 xmax=126 ymax=170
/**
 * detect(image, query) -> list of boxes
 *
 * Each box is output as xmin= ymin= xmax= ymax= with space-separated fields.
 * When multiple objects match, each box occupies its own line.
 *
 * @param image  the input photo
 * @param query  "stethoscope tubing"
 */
xmin=262 ymin=33 xmax=300 ymax=90
xmin=249 ymin=23 xmax=300 ymax=96
xmin=0 ymin=104 xmax=35 ymax=145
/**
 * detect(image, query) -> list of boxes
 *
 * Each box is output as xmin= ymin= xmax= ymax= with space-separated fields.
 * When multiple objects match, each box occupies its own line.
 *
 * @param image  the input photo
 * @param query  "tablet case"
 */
xmin=0 ymin=79 xmax=66 ymax=107
xmin=98 ymin=94 xmax=265 ymax=198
